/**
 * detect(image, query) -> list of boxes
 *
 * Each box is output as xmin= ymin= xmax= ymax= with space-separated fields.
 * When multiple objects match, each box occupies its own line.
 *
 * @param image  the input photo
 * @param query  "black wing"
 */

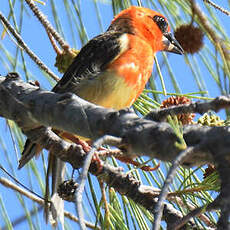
xmin=52 ymin=31 xmax=125 ymax=94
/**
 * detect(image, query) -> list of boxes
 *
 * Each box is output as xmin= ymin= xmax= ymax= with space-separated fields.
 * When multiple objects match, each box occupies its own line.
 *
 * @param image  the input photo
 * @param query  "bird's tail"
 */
xmin=19 ymin=139 xmax=65 ymax=228
xmin=45 ymin=155 xmax=65 ymax=227
xmin=18 ymin=139 xmax=41 ymax=169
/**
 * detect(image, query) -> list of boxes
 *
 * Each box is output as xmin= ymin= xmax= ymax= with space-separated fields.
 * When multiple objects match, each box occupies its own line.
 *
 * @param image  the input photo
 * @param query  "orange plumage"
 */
xmin=107 ymin=34 xmax=155 ymax=107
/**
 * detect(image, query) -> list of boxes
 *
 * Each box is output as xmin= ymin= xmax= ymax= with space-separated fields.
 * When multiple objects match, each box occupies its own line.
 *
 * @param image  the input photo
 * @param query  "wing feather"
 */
xmin=52 ymin=31 xmax=126 ymax=94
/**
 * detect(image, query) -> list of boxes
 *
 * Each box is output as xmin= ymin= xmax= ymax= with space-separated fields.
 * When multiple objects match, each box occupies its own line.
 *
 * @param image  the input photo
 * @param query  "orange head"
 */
xmin=108 ymin=6 xmax=183 ymax=55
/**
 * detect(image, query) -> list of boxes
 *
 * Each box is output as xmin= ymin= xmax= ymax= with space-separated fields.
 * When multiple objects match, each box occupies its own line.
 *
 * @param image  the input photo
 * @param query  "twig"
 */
xmin=0 ymin=11 xmax=59 ymax=81
xmin=152 ymin=146 xmax=196 ymax=230
xmin=99 ymin=180 xmax=110 ymax=228
xmin=203 ymin=0 xmax=230 ymax=16
xmin=0 ymin=176 xmax=44 ymax=204
xmin=168 ymin=195 xmax=216 ymax=228
xmin=46 ymin=30 xmax=62 ymax=55
xmin=0 ymin=177 xmax=101 ymax=229
xmin=189 ymin=0 xmax=230 ymax=61
xmin=24 ymin=0 xmax=69 ymax=52
xmin=76 ymin=135 xmax=122 ymax=230
xmin=170 ymin=200 xmax=219 ymax=230
xmin=145 ymin=95 xmax=230 ymax=122
xmin=0 ymin=164 xmax=44 ymax=200
xmin=173 ymin=207 xmax=207 ymax=230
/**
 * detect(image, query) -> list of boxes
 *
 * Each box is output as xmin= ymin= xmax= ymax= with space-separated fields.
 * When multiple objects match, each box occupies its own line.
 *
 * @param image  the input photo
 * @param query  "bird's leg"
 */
xmin=59 ymin=132 xmax=160 ymax=172
xmin=54 ymin=130 xmax=91 ymax=152
xmin=114 ymin=156 xmax=160 ymax=172
xmin=96 ymin=146 xmax=160 ymax=172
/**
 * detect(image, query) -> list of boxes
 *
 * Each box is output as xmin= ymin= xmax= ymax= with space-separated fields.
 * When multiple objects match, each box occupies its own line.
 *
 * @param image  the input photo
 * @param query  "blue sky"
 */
xmin=0 ymin=0 xmax=229 ymax=229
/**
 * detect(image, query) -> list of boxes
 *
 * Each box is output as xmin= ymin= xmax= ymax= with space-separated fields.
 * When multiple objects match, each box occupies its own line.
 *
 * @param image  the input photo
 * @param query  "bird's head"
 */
xmin=110 ymin=6 xmax=184 ymax=55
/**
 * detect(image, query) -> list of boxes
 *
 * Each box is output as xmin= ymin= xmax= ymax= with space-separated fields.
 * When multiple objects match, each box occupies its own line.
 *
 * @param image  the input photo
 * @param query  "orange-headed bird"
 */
xmin=19 ymin=6 xmax=183 ymax=220
xmin=53 ymin=6 xmax=183 ymax=109
xmin=19 ymin=6 xmax=183 ymax=168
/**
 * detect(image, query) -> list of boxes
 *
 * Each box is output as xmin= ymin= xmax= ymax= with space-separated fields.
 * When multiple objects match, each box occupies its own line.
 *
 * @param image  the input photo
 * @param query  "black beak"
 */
xmin=162 ymin=32 xmax=184 ymax=55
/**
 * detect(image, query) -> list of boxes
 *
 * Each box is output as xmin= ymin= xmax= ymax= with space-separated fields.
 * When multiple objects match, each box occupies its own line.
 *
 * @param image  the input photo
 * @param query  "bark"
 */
xmin=1 ymin=73 xmax=230 ymax=229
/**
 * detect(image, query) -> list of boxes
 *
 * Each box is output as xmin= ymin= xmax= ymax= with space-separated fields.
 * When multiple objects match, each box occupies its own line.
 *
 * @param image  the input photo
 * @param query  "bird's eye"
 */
xmin=153 ymin=15 xmax=168 ymax=33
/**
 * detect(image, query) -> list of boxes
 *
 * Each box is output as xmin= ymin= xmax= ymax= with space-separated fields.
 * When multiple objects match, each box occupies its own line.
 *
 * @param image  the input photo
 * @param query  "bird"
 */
xmin=18 ymin=5 xmax=183 ymax=224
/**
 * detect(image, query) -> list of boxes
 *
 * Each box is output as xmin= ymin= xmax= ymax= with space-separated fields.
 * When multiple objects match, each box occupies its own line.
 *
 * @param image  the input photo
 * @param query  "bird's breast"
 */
xmin=77 ymin=34 xmax=155 ymax=110
xmin=107 ymin=35 xmax=155 ymax=106
xmin=76 ymin=70 xmax=137 ymax=109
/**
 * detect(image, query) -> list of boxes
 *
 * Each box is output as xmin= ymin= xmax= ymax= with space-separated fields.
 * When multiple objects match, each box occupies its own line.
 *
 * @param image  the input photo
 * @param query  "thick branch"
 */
xmin=1 ymin=73 xmax=226 ymax=167
xmin=2 ymin=73 xmax=230 ymax=228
